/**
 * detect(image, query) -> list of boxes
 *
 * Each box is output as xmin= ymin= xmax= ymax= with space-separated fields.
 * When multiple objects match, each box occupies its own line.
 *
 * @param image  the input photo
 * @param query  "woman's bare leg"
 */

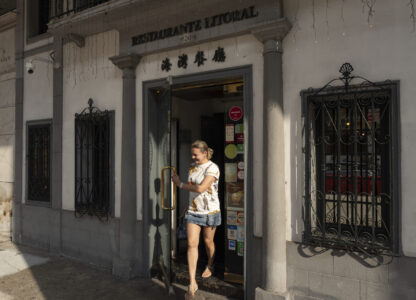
xmin=187 ymin=222 xmax=201 ymax=292
xmin=202 ymin=226 xmax=216 ymax=278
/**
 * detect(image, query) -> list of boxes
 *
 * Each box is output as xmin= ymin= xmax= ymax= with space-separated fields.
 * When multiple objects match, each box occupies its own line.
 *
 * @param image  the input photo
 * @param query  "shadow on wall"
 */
xmin=296 ymin=243 xmax=393 ymax=268
xmin=149 ymin=177 xmax=170 ymax=289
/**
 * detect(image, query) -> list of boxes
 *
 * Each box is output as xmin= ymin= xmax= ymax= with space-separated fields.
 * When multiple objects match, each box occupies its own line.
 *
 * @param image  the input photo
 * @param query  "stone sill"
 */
xmin=26 ymin=32 xmax=52 ymax=45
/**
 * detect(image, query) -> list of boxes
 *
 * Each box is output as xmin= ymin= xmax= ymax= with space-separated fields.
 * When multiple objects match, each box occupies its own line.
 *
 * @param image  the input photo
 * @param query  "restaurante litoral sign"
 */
xmin=131 ymin=6 xmax=259 ymax=46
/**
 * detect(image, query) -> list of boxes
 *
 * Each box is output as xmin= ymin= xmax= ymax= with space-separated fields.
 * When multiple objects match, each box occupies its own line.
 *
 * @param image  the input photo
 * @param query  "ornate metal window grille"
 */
xmin=50 ymin=0 xmax=110 ymax=20
xmin=75 ymin=99 xmax=111 ymax=219
xmin=27 ymin=122 xmax=51 ymax=202
xmin=302 ymin=63 xmax=400 ymax=255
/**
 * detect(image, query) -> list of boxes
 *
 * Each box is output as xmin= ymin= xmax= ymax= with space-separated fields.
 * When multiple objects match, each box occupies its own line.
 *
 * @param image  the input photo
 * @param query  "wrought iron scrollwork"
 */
xmin=303 ymin=63 xmax=398 ymax=256
xmin=75 ymin=99 xmax=110 ymax=220
xmin=313 ymin=62 xmax=376 ymax=95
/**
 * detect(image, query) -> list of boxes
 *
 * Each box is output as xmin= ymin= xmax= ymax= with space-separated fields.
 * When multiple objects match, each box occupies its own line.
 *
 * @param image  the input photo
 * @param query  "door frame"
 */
xmin=142 ymin=65 xmax=254 ymax=298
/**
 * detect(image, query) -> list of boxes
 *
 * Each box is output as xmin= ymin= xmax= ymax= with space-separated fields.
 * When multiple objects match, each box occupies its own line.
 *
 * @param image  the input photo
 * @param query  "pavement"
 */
xmin=0 ymin=234 xmax=231 ymax=300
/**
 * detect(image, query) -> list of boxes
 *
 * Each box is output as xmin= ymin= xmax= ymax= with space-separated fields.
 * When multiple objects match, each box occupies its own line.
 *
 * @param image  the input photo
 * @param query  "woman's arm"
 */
xmin=172 ymin=173 xmax=216 ymax=194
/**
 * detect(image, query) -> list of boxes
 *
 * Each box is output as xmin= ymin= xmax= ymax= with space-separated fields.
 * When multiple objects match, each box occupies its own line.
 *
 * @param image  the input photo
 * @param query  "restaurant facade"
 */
xmin=9 ymin=0 xmax=416 ymax=299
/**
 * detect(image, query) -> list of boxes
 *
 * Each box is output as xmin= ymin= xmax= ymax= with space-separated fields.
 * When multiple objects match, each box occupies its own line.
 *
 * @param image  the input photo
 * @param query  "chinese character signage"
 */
xmin=161 ymin=48 xmax=226 ymax=71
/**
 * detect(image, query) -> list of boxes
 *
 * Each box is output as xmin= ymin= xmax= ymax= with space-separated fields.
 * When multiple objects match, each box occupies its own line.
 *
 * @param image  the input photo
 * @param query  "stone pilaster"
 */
xmin=109 ymin=53 xmax=141 ymax=279
xmin=252 ymin=19 xmax=291 ymax=299
xmin=49 ymin=36 xmax=64 ymax=254
xmin=12 ymin=0 xmax=25 ymax=244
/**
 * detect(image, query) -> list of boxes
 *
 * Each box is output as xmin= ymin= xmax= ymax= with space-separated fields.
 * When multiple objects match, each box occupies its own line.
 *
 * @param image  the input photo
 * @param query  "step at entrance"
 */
xmin=172 ymin=260 xmax=244 ymax=299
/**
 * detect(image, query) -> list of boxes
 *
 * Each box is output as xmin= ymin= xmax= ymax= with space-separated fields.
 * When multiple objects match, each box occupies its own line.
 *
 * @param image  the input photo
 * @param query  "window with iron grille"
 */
xmin=302 ymin=63 xmax=400 ymax=255
xmin=49 ymin=0 xmax=110 ymax=19
xmin=75 ymin=99 xmax=113 ymax=219
xmin=27 ymin=121 xmax=51 ymax=203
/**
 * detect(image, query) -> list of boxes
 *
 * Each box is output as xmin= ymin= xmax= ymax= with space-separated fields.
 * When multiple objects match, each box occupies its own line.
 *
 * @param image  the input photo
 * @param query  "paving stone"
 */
xmin=0 ymin=248 xmax=49 ymax=277
xmin=255 ymin=287 xmax=286 ymax=300
xmin=0 ymin=239 xmax=228 ymax=300
xmin=293 ymin=295 xmax=323 ymax=300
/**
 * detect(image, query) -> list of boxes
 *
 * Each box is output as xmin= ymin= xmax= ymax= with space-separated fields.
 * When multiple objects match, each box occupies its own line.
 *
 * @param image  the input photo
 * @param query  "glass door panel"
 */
xmin=147 ymin=83 xmax=174 ymax=287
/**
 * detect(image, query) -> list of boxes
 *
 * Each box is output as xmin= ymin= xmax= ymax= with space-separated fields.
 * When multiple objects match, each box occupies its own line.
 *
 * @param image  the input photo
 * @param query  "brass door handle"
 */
xmin=161 ymin=166 xmax=177 ymax=210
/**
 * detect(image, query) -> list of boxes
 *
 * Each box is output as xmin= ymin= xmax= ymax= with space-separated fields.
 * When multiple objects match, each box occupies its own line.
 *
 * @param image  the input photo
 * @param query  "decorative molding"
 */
xmin=23 ymin=43 xmax=54 ymax=58
xmin=0 ymin=11 xmax=16 ymax=32
xmin=251 ymin=18 xmax=291 ymax=43
xmin=109 ymin=53 xmax=141 ymax=70
xmin=66 ymin=33 xmax=85 ymax=48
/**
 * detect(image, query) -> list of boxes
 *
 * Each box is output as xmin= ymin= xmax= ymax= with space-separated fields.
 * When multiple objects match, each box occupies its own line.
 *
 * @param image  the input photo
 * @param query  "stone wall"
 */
xmin=287 ymin=242 xmax=416 ymax=300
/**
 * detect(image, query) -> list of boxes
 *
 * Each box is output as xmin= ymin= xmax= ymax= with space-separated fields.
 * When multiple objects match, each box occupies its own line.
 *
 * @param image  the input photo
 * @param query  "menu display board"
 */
xmin=224 ymin=105 xmax=244 ymax=283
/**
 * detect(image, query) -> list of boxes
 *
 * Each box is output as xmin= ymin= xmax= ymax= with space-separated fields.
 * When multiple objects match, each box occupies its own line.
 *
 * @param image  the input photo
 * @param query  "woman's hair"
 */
xmin=191 ymin=140 xmax=214 ymax=160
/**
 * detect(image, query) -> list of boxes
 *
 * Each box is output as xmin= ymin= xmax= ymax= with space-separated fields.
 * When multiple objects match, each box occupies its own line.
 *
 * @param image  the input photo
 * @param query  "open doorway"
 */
xmin=170 ymin=78 xmax=245 ymax=298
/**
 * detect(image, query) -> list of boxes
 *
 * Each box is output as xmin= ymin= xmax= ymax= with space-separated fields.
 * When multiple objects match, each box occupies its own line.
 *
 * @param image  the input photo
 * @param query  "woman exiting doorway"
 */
xmin=172 ymin=140 xmax=221 ymax=299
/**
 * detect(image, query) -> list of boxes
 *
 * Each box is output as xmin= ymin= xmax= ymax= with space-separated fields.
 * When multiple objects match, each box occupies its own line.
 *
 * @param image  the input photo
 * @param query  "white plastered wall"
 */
xmin=136 ymin=34 xmax=265 ymax=238
xmin=0 ymin=26 xmax=15 ymax=234
xmin=61 ymin=30 xmax=122 ymax=216
xmin=22 ymin=51 xmax=53 ymax=203
xmin=0 ymin=26 xmax=16 ymax=185
xmin=283 ymin=0 xmax=416 ymax=256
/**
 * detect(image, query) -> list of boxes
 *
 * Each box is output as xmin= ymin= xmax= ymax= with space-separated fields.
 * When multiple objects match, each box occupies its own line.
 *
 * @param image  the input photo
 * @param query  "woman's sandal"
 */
xmin=201 ymin=264 xmax=214 ymax=278
xmin=185 ymin=284 xmax=198 ymax=299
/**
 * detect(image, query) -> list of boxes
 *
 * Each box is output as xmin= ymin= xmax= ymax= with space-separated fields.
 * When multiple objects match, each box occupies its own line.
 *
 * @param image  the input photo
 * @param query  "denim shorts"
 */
xmin=185 ymin=211 xmax=221 ymax=227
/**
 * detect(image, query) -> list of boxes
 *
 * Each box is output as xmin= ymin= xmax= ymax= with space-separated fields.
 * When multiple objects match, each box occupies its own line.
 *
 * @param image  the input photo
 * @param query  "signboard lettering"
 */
xmin=132 ymin=6 xmax=259 ymax=46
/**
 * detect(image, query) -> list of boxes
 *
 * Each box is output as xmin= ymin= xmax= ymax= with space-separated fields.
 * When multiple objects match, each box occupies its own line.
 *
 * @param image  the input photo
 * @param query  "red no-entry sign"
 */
xmin=229 ymin=106 xmax=243 ymax=121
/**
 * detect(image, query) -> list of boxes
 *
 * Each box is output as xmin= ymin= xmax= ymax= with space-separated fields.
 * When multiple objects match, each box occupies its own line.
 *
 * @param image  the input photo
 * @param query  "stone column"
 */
xmin=252 ymin=20 xmax=290 ymax=299
xmin=13 ymin=0 xmax=25 ymax=244
xmin=50 ymin=36 xmax=64 ymax=254
xmin=263 ymin=38 xmax=286 ymax=294
xmin=109 ymin=53 xmax=141 ymax=279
